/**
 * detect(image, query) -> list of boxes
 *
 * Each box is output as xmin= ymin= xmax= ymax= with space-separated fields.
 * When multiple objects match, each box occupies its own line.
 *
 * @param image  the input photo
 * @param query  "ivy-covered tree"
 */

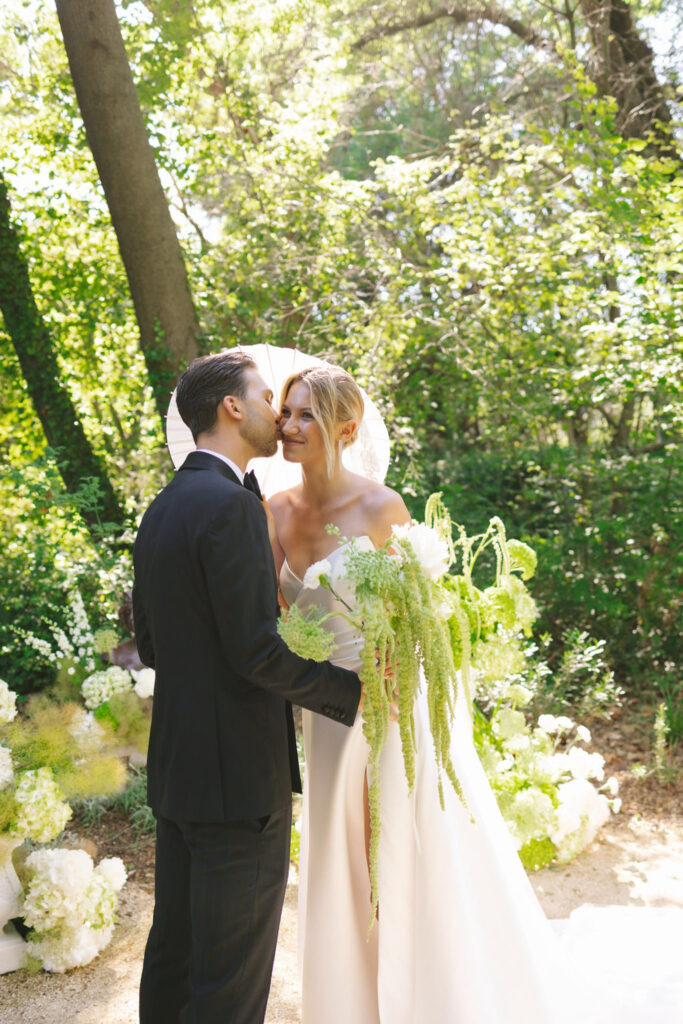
xmin=0 ymin=171 xmax=123 ymax=533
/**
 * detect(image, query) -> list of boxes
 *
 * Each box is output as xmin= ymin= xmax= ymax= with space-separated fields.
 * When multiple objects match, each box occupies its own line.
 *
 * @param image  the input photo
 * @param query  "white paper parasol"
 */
xmin=165 ymin=344 xmax=391 ymax=497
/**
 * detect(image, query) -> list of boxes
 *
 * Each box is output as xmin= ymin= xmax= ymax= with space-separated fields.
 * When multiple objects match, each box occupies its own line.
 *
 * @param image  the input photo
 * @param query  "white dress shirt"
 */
xmin=195 ymin=448 xmax=245 ymax=484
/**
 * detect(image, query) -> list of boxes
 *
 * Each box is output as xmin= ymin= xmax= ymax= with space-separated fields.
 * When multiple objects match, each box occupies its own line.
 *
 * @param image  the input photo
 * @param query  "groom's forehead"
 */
xmin=246 ymin=368 xmax=272 ymax=398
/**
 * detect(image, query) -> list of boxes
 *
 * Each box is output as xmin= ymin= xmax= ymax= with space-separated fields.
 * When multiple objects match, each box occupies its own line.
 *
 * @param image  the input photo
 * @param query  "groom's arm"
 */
xmin=200 ymin=492 xmax=360 ymax=726
xmin=132 ymin=581 xmax=155 ymax=669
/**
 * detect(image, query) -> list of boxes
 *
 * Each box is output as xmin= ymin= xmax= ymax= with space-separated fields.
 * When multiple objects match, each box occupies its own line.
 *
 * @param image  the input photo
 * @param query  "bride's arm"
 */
xmin=266 ymin=491 xmax=290 ymax=609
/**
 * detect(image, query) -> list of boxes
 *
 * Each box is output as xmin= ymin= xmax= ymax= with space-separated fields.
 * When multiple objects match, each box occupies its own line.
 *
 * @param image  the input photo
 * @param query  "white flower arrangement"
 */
xmin=130 ymin=668 xmax=155 ymax=700
xmin=476 ymin=704 xmax=617 ymax=869
xmin=0 ymin=679 xmax=17 ymax=724
xmin=81 ymin=666 xmax=133 ymax=710
xmin=13 ymin=768 xmax=72 ymax=843
xmin=22 ymin=848 xmax=127 ymax=972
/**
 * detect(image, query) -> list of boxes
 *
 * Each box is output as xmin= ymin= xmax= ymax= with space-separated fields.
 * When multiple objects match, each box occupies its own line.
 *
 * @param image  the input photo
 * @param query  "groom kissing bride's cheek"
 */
xmin=133 ymin=350 xmax=360 ymax=1024
xmin=135 ymin=349 xmax=683 ymax=1024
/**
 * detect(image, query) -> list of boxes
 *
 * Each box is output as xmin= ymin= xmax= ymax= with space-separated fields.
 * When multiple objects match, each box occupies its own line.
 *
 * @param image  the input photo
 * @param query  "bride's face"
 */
xmin=279 ymin=381 xmax=328 ymax=466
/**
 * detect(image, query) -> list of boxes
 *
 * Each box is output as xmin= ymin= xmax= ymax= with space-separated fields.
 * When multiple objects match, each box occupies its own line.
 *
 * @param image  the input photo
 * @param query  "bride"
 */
xmin=268 ymin=365 xmax=682 ymax=1024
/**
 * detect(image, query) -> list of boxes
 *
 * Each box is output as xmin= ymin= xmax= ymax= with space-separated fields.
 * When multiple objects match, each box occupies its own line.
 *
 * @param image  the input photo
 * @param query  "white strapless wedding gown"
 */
xmin=280 ymin=538 xmax=683 ymax=1024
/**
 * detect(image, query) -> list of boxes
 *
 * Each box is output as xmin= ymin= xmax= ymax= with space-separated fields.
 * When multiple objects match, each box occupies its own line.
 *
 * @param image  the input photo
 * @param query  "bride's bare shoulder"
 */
xmin=357 ymin=480 xmax=411 ymax=543
xmin=269 ymin=487 xmax=301 ymax=515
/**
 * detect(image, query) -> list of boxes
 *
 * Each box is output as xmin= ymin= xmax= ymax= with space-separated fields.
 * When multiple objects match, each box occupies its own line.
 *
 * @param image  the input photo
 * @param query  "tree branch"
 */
xmin=352 ymin=3 xmax=552 ymax=52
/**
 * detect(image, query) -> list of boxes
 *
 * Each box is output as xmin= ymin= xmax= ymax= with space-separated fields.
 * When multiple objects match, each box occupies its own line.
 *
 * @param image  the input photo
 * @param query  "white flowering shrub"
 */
xmin=81 ymin=667 xmax=133 ymax=710
xmin=22 ymin=848 xmax=127 ymax=972
xmin=18 ymin=590 xmax=98 ymax=678
xmin=474 ymin=691 xmax=619 ymax=869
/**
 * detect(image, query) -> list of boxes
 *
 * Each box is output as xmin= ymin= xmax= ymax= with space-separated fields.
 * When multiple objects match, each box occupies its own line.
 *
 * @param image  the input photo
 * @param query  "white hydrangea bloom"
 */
xmin=506 ymin=787 xmax=557 ymax=849
xmin=23 ymin=848 xmax=127 ymax=972
xmin=302 ymin=559 xmax=332 ymax=590
xmin=69 ymin=708 xmax=106 ymax=753
xmin=0 ymin=680 xmax=17 ymax=724
xmin=565 ymin=747 xmax=605 ymax=782
xmin=14 ymin=768 xmax=72 ymax=843
xmin=504 ymin=683 xmax=533 ymax=707
xmin=392 ymin=522 xmax=450 ymax=581
xmin=96 ymin=857 xmax=127 ymax=892
xmin=0 ymin=745 xmax=13 ymax=788
xmin=503 ymin=733 xmax=531 ymax=754
xmin=551 ymin=778 xmax=610 ymax=863
xmin=492 ymin=708 xmax=527 ymax=741
xmin=131 ymin=668 xmax=155 ymax=699
xmin=81 ymin=666 xmax=133 ymax=709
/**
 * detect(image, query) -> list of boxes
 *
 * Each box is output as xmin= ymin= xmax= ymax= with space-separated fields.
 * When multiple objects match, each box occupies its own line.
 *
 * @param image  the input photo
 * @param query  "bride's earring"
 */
xmin=337 ymin=439 xmax=344 ymax=462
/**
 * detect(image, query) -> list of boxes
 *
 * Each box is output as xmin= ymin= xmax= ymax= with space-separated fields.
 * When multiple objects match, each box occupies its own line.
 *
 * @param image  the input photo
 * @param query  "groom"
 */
xmin=133 ymin=350 xmax=361 ymax=1024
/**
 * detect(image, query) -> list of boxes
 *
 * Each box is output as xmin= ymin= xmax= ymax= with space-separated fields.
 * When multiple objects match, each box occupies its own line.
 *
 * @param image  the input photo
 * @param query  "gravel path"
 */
xmin=1 ymin=814 xmax=682 ymax=1023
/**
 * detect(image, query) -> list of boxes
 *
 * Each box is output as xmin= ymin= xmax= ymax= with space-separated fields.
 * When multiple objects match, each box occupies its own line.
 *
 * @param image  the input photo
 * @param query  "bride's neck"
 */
xmin=300 ymin=461 xmax=349 ymax=508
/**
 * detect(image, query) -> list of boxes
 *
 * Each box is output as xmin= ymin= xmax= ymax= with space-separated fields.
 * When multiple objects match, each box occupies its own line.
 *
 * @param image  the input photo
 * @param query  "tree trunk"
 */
xmin=0 ymin=173 xmax=123 ymax=533
xmin=575 ymin=0 xmax=677 ymax=156
xmin=55 ymin=0 xmax=200 ymax=419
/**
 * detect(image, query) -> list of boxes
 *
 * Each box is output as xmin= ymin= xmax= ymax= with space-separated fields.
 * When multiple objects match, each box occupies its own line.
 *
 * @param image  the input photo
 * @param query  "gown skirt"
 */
xmin=280 ymin=540 xmax=683 ymax=1024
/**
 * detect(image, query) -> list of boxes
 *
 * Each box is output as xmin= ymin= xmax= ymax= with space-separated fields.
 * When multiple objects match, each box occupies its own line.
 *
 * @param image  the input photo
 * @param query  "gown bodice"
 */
xmin=279 ymin=536 xmax=375 ymax=673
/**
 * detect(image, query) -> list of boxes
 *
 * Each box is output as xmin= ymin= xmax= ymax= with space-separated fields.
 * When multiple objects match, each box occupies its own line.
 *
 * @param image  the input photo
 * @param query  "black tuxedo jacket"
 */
xmin=133 ymin=451 xmax=360 ymax=822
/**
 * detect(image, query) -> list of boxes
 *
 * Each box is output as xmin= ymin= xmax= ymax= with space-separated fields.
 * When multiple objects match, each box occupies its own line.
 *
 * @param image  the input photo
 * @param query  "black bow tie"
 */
xmin=243 ymin=470 xmax=263 ymax=499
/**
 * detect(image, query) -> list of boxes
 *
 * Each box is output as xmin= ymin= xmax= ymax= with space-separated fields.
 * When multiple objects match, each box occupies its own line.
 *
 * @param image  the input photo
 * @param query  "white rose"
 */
xmin=392 ymin=522 xmax=450 ymax=581
xmin=131 ymin=668 xmax=155 ymax=699
xmin=302 ymin=559 xmax=332 ymax=590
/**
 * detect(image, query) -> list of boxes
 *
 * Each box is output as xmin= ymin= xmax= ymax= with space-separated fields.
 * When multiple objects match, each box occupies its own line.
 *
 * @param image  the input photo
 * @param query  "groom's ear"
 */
xmin=221 ymin=394 xmax=244 ymax=422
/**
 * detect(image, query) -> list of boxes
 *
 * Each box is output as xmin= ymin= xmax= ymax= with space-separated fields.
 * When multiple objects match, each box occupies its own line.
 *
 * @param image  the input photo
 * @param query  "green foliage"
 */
xmin=0 ymin=1 xmax=681 ymax=706
xmin=77 ymin=766 xmax=154 ymax=837
xmin=427 ymin=444 xmax=682 ymax=694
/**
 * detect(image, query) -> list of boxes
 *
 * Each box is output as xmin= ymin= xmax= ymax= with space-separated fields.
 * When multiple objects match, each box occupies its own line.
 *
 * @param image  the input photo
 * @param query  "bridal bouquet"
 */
xmin=278 ymin=494 xmax=538 ymax=913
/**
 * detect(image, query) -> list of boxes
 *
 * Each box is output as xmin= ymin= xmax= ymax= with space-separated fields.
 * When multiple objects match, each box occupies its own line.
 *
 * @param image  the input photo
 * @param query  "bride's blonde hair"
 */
xmin=281 ymin=366 xmax=364 ymax=476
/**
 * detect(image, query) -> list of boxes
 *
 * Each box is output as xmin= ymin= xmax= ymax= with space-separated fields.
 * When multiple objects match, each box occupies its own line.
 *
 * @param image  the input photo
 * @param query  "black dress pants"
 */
xmin=139 ymin=805 xmax=292 ymax=1024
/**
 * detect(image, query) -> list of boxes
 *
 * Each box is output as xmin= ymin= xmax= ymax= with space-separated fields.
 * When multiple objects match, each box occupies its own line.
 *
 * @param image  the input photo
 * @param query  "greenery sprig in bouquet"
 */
xmin=278 ymin=494 xmax=539 ymax=915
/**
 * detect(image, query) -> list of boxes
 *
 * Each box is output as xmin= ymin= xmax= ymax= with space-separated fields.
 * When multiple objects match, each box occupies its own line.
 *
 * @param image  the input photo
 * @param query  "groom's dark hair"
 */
xmin=176 ymin=350 xmax=256 ymax=441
